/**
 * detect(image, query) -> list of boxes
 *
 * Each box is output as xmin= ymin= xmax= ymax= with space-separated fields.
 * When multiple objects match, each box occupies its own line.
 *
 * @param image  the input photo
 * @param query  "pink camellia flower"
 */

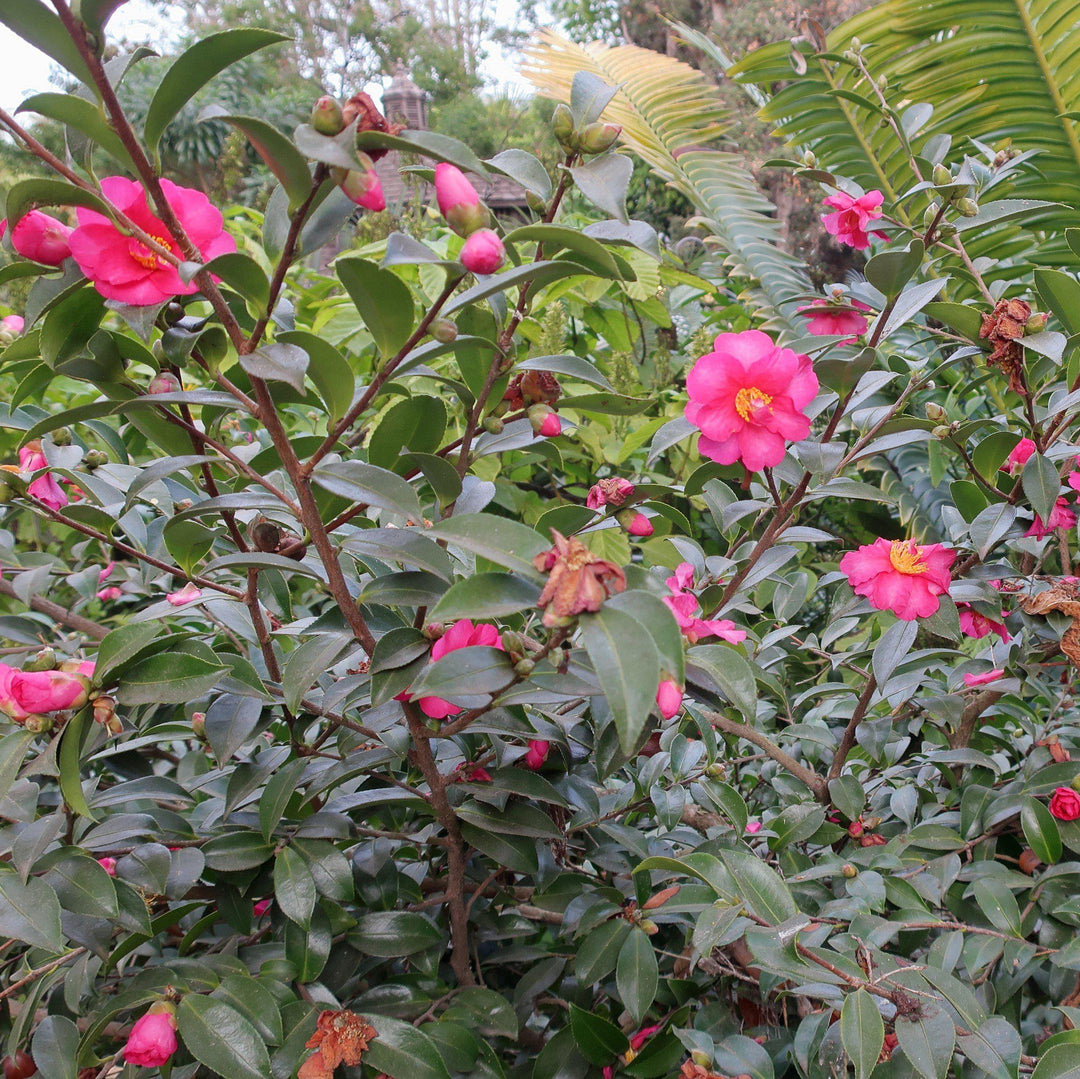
xmin=745 ymin=820 xmax=762 ymax=834
xmin=963 ymin=669 xmax=1005 ymax=687
xmin=27 ymin=473 xmax=68 ymax=512
xmin=957 ymin=603 xmax=1010 ymax=642
xmin=147 ymin=372 xmax=180 ymax=395
xmin=619 ymin=509 xmax=653 ymax=537
xmin=253 ymin=899 xmax=272 ymax=917
xmin=460 ymin=762 xmax=493 ymax=783
xmin=798 ymin=298 xmax=871 ymax=341
xmin=1050 ymin=786 xmax=1080 ymax=821
xmin=524 ymin=739 xmax=550 ymax=770
xmin=628 ymin=1025 xmax=662 ymax=1053
xmin=435 ymin=163 xmax=485 ymax=235
xmin=98 ymin=562 xmax=115 ymax=584
xmin=98 ymin=856 xmax=117 ymax=876
xmin=96 ymin=586 xmax=122 ymax=601
xmin=397 ymin=620 xmax=505 ymax=720
xmin=0 ymin=315 xmax=24 ymax=336
xmin=18 ymin=442 xmax=47 ymax=473
xmin=821 ymin=189 xmax=885 ymax=250
xmin=69 ymin=176 xmax=235 ymax=306
xmin=340 ymin=167 xmax=386 ymax=211
xmin=1026 ymin=498 xmax=1076 ymax=538
xmin=1006 ymin=437 xmax=1036 ymax=473
xmin=6 ymin=211 xmax=73 ymax=266
xmin=123 ymin=1005 xmax=178 ymax=1068
xmin=460 ymin=228 xmax=505 ymax=275
xmin=0 ymin=664 xmax=91 ymax=722
xmin=587 ymin=478 xmax=635 ymax=510
xmin=840 ymin=537 xmax=955 ymax=621
xmin=656 ymin=679 xmax=683 ymax=719
xmin=663 ymin=562 xmax=747 ymax=644
xmin=539 ymin=412 xmax=562 ymax=437
xmin=685 ymin=330 xmax=818 ymax=472
xmin=166 ymin=582 xmax=203 ymax=606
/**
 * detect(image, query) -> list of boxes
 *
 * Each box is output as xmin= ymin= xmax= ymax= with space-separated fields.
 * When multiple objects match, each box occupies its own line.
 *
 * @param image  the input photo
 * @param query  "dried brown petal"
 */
xmin=534 ymin=530 xmax=626 ymax=625
xmin=1020 ymin=580 xmax=1080 ymax=668
xmin=305 ymin=1010 xmax=377 ymax=1070
xmin=341 ymin=92 xmax=403 ymax=161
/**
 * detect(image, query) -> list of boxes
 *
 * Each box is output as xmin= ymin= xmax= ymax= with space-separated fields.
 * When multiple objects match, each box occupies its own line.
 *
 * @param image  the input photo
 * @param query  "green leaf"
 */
xmin=274 ymin=846 xmax=316 ymax=929
xmin=616 ymin=928 xmax=658 ymax=1024
xmin=828 ymin=775 xmax=866 ymax=823
xmin=1022 ymin=452 xmax=1061 ymax=524
xmin=408 ymin=646 xmax=515 ymax=701
xmin=30 ymin=1015 xmax=79 ymax=1079
xmin=353 ymin=911 xmax=443 ymax=956
xmin=312 ymin=460 xmax=423 ymax=522
xmin=580 ymin=606 xmax=661 ymax=753
xmin=569 ymin=153 xmax=633 ymax=223
xmin=201 ymin=252 xmax=271 ymax=307
xmin=212 ymin=975 xmax=284 ymax=1045
xmin=95 ymin=623 xmax=167 ymax=684
xmin=144 ymin=29 xmax=289 ymax=154
xmin=957 ymin=1017 xmax=1022 ymax=1079
xmin=1032 ymin=1043 xmax=1080 ymax=1079
xmin=58 ymin=707 xmax=96 ymax=821
xmin=513 ymin=353 xmax=614 ymax=391
xmin=117 ymin=652 xmax=227 ymax=706
xmin=444 ymin=260 xmax=599 ymax=314
xmin=0 ymin=1 xmax=93 ymax=90
xmin=569 ymin=1004 xmax=629 ymax=1066
xmin=431 ymin=514 xmax=548 ymax=577
xmin=840 ymin=990 xmax=885 ymax=1079
xmin=970 ymin=878 xmax=1023 ymax=936
xmin=17 ymin=92 xmax=130 ymax=165
xmin=505 ymin=225 xmax=623 ymax=277
xmin=1036 ymin=269 xmax=1080 ymax=336
xmin=718 ymin=849 xmax=798 ymax=924
xmin=1022 ymin=797 xmax=1063 ymax=864
xmin=368 ymin=395 xmax=447 ymax=472
xmin=278 ymin=331 xmax=354 ymax=423
xmin=336 ymin=256 xmax=415 ymax=357
xmin=606 ymin=589 xmax=686 ymax=684
xmin=687 ymin=644 xmax=757 ymax=723
xmin=864 ymin=239 xmax=924 ymax=298
xmin=45 ymin=854 xmax=117 ymax=917
xmin=177 ymin=994 xmax=272 ymax=1079
xmin=356 ymin=128 xmax=488 ymax=175
xmin=574 ymin=919 xmax=631 ymax=984
xmin=895 ymin=1004 xmax=955 ymax=1079
xmin=364 ymin=1015 xmax=453 ymax=1079
xmin=487 ymin=148 xmax=552 ymax=200
xmin=240 ymin=342 xmax=308 ymax=392
xmin=6 ymin=177 xmax=110 ymax=232
xmin=429 ymin=573 xmax=541 ymax=621
xmin=199 ymin=108 xmax=312 ymax=209
xmin=0 ymin=729 xmax=34 ymax=803
xmin=570 ymin=70 xmax=620 ymax=126
xmin=282 ymin=635 xmax=350 ymax=714
xmin=0 ymin=870 xmax=64 ymax=952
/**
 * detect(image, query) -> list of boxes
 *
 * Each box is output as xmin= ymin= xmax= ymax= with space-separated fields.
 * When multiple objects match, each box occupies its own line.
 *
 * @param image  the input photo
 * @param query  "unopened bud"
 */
xmin=924 ymin=402 xmax=947 ymax=422
xmin=1026 ymin=312 xmax=1047 ymax=334
xmin=706 ymin=763 xmax=725 ymax=778
xmin=25 ymin=647 xmax=56 ymax=672
xmin=164 ymin=302 xmax=184 ymax=325
xmin=802 ymin=150 xmax=818 ymax=168
xmin=922 ymin=204 xmax=940 ymax=230
xmin=482 ymin=416 xmax=504 ymax=435
xmin=842 ymin=49 xmax=859 ymax=63
xmin=876 ymin=75 xmax=887 ymax=92
xmin=932 ymin=163 xmax=952 ymax=186
xmin=526 ymin=191 xmax=547 ymax=214
xmin=514 ymin=658 xmax=535 ymax=677
xmin=956 ymin=197 xmax=979 ymax=217
xmin=24 ymin=714 xmax=52 ymax=734
xmin=431 ymin=319 xmax=457 ymax=344
xmin=311 ymin=95 xmax=345 ymax=135
xmin=148 ymin=372 xmax=180 ymax=395
xmin=932 ymin=424 xmax=952 ymax=440
xmin=1070 ymin=774 xmax=1080 ymax=792
xmin=52 ymin=427 xmax=71 ymax=447
xmin=691 ymin=1051 xmax=712 ymax=1069
xmin=850 ymin=36 xmax=861 ymax=50
xmin=842 ymin=863 xmax=858 ymax=878
xmin=191 ymin=711 xmax=206 ymax=739
xmin=528 ymin=404 xmax=561 ymax=437
xmin=579 ymin=122 xmax=621 ymax=155
xmin=422 ymin=623 xmax=444 ymax=641
xmin=82 ymin=450 xmax=108 ymax=469
xmin=638 ymin=918 xmax=659 ymax=935
xmin=552 ymin=103 xmax=577 ymax=151
xmin=938 ymin=221 xmax=957 ymax=237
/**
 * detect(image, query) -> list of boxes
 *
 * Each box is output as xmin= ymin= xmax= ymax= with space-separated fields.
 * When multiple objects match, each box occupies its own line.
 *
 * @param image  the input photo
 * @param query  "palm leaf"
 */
xmin=521 ymin=30 xmax=811 ymax=335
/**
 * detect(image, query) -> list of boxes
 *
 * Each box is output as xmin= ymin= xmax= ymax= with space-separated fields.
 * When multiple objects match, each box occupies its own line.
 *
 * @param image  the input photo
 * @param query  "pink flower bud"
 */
xmin=529 ymin=405 xmax=562 ymax=437
xmin=10 ymin=211 xmax=72 ymax=266
xmin=618 ymin=509 xmax=653 ymax=537
xmin=523 ymin=739 xmax=550 ymax=770
xmin=123 ymin=1005 xmax=178 ymax=1068
xmin=147 ymin=372 xmax=181 ymax=395
xmin=745 ymin=820 xmax=762 ymax=834
xmin=0 ymin=665 xmax=90 ymax=721
xmin=98 ymin=856 xmax=117 ymax=876
xmin=435 ymin=163 xmax=487 ymax=235
xmin=0 ymin=315 xmax=24 ymax=336
xmin=96 ymin=586 xmax=122 ymax=601
xmin=656 ymin=678 xmax=682 ymax=719
xmin=340 ymin=168 xmax=386 ymax=212
xmin=311 ymin=95 xmax=345 ymax=135
xmin=460 ymin=228 xmax=505 ymax=275
xmin=166 ymin=582 xmax=203 ymax=606
xmin=253 ymin=898 xmax=272 ymax=917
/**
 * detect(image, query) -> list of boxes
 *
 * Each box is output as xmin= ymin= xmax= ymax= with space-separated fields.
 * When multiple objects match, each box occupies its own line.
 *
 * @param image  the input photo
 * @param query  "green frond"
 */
xmin=521 ymin=30 xmax=811 ymax=335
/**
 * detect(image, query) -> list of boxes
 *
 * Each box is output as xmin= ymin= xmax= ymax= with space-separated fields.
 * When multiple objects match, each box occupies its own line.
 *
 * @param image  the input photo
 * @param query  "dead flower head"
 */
xmin=533 ymin=530 xmax=626 ymax=626
xmin=504 ymin=370 xmax=562 ymax=411
xmin=299 ymin=1010 xmax=377 ymax=1078
xmin=980 ymin=298 xmax=1032 ymax=395
xmin=341 ymin=93 xmax=403 ymax=160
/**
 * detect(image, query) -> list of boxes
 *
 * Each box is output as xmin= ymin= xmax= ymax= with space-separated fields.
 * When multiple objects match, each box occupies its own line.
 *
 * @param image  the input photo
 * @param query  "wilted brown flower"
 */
xmin=1037 ymin=734 xmax=1071 ymax=763
xmin=533 ymin=530 xmax=626 ymax=626
xmin=341 ymin=93 xmax=403 ymax=161
xmin=980 ymin=298 xmax=1032 ymax=394
xmin=504 ymin=370 xmax=561 ymax=411
xmin=879 ymin=1033 xmax=899 ymax=1062
xmin=679 ymin=1061 xmax=749 ymax=1079
xmin=301 ymin=1011 xmax=377 ymax=1077
xmin=1019 ymin=579 xmax=1080 ymax=668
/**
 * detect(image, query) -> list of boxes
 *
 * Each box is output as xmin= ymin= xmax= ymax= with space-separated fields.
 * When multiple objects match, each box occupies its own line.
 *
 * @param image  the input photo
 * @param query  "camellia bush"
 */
xmin=6 ymin=2 xmax=1080 ymax=1079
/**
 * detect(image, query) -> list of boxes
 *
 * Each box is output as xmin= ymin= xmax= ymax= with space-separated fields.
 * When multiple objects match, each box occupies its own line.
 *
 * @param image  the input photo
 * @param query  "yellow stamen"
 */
xmin=129 ymin=233 xmax=171 ymax=270
xmin=889 ymin=539 xmax=928 ymax=575
xmin=735 ymin=386 xmax=772 ymax=423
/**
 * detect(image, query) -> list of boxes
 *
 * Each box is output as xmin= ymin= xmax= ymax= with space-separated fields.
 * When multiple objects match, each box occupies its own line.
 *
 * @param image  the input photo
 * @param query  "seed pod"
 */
xmin=249 ymin=516 xmax=282 ymax=553
xmin=311 ymin=95 xmax=345 ymax=135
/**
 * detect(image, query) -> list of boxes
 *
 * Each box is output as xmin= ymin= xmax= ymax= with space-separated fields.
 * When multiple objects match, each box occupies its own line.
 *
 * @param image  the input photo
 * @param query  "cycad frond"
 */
xmin=521 ymin=30 xmax=811 ymax=334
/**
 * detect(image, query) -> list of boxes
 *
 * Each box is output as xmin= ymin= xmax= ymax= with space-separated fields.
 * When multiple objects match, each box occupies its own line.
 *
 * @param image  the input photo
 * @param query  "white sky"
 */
xmin=0 ymin=0 xmax=533 ymax=114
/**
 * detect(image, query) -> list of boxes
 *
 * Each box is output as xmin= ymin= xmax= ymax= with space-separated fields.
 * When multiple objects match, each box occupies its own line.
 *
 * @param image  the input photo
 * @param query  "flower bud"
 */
xmin=850 ymin=36 xmax=861 ymax=50
xmin=706 ymin=763 xmax=725 ymax=778
xmin=25 ymin=648 xmax=56 ymax=672
xmin=876 ymin=75 xmax=888 ymax=92
xmin=1071 ymin=774 xmax=1080 ymax=792
xmin=52 ymin=427 xmax=72 ymax=447
xmin=435 ymin=163 xmax=488 ymax=236
xmin=841 ymin=863 xmax=858 ymax=878
xmin=578 ymin=122 xmax=621 ymax=155
xmin=932 ymin=163 xmax=952 ymax=186
xmin=431 ymin=319 xmax=458 ymax=344
xmin=526 ymin=191 xmax=547 ymax=214
xmin=638 ymin=918 xmax=659 ymax=935
xmin=311 ymin=95 xmax=345 ymax=135
xmin=422 ymin=622 xmax=444 ymax=641
xmin=482 ymin=416 xmax=504 ymax=434
xmin=528 ymin=404 xmax=561 ymax=437
xmin=514 ymin=658 xmax=535 ymax=677
xmin=938 ymin=221 xmax=957 ymax=237
xmin=802 ymin=150 xmax=818 ymax=168
xmin=9 ymin=211 xmax=72 ymax=266
xmin=842 ymin=49 xmax=859 ymax=63
xmin=691 ymin=1051 xmax=712 ymax=1069
xmin=340 ymin=168 xmax=386 ymax=212
xmin=924 ymin=402 xmax=947 ymax=422
xmin=552 ymin=103 xmax=577 ymax=150
xmin=957 ymin=197 xmax=979 ymax=217
xmin=164 ymin=302 xmax=184 ymax=325
xmin=148 ymin=372 xmax=180 ymax=395
xmin=82 ymin=450 xmax=108 ymax=469
xmin=23 ymin=714 xmax=52 ymax=734
xmin=618 ymin=508 xmax=654 ymax=538
xmin=460 ymin=228 xmax=505 ymax=275
xmin=933 ymin=425 xmax=952 ymax=439
xmin=191 ymin=711 xmax=206 ymax=739
xmin=1026 ymin=312 xmax=1047 ymax=334
xmin=922 ymin=204 xmax=940 ymax=230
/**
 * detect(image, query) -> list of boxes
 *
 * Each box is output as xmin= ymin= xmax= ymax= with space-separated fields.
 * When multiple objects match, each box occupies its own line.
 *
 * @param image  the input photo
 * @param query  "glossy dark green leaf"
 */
xmin=0 ymin=1 xmax=94 ymax=89
xmin=1022 ymin=797 xmax=1063 ymax=864
xmin=432 ymin=514 xmax=548 ymax=577
xmin=568 ymin=1004 xmax=629 ymax=1066
xmin=240 ymin=342 xmax=308 ymax=392
xmin=336 ymin=256 xmax=415 ymax=357
xmin=570 ymin=153 xmax=633 ymax=224
xmin=312 ymin=460 xmax=423 ymax=521
xmin=429 ymin=572 xmax=541 ymax=621
xmin=30 ymin=1015 xmax=78 ymax=1079
xmin=840 ymin=990 xmax=884 ymax=1079
xmin=616 ymin=928 xmax=658 ymax=1023
xmin=177 ymin=993 xmax=272 ymax=1079
xmin=719 ymin=849 xmax=798 ymax=924
xmin=0 ymin=871 xmax=64 ymax=952
xmin=116 ymin=651 xmax=227 ymax=706
xmin=895 ymin=1004 xmax=954 ymax=1079
xmin=353 ymin=911 xmax=443 ymax=956
xmin=274 ymin=846 xmax=316 ymax=929
xmin=364 ymin=1015 xmax=453 ymax=1079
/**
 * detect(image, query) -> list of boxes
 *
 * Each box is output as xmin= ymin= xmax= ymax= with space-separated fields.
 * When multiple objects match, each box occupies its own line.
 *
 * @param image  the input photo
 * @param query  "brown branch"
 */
xmin=825 ymin=674 xmax=878 ymax=791
xmin=707 ymin=710 xmax=826 ymax=798
xmin=0 ymin=577 xmax=107 ymax=641
xmin=0 ymin=948 xmax=87 ymax=1002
